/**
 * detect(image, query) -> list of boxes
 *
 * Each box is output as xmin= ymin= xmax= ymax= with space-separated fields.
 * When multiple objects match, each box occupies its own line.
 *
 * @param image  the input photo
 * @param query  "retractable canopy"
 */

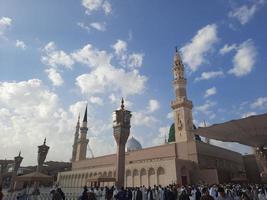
xmin=193 ymin=113 xmax=267 ymax=147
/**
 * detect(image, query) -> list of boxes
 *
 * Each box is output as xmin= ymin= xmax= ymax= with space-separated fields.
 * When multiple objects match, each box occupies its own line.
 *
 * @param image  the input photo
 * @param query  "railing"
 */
xmin=4 ymin=192 xmax=81 ymax=200
xmin=3 ymin=187 xmax=81 ymax=200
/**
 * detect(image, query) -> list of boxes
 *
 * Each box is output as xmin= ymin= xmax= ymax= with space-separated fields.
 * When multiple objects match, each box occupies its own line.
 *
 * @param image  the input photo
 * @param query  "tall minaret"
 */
xmin=171 ymin=48 xmax=194 ymax=143
xmin=76 ymin=106 xmax=89 ymax=161
xmin=113 ymin=98 xmax=131 ymax=188
xmin=71 ymin=114 xmax=80 ymax=162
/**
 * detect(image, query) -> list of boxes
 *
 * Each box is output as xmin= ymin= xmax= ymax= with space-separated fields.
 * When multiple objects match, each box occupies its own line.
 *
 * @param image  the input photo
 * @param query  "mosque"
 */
xmin=57 ymin=50 xmax=265 ymax=188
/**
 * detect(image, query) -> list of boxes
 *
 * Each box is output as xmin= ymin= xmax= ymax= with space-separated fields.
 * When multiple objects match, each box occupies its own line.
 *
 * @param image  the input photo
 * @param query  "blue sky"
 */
xmin=0 ymin=0 xmax=266 ymax=165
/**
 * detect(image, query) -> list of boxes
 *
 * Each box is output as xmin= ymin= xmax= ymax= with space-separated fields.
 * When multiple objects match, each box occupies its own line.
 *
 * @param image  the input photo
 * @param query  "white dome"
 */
xmin=127 ymin=136 xmax=142 ymax=152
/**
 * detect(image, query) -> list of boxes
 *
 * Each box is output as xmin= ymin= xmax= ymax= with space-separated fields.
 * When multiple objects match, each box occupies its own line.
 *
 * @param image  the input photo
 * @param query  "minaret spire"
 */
xmin=121 ymin=98 xmax=125 ymax=110
xmin=173 ymin=48 xmax=185 ymax=82
xmin=83 ymin=104 xmax=87 ymax=122
xmin=76 ymin=104 xmax=89 ymax=161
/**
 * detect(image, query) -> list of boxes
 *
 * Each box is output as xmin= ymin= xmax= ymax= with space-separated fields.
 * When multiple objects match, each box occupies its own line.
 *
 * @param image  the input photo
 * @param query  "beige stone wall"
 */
xmin=58 ymin=157 xmax=190 ymax=188
xmin=175 ymin=141 xmax=198 ymax=163
xmin=72 ymin=143 xmax=178 ymax=171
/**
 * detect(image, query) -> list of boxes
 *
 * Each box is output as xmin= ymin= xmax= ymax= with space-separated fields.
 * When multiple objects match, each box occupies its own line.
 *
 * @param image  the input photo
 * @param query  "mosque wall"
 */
xmin=190 ymin=169 xmax=219 ymax=185
xmin=243 ymin=154 xmax=262 ymax=183
xmin=59 ymin=140 xmax=249 ymax=188
xmin=58 ymin=157 xmax=183 ymax=188
xmin=72 ymin=143 xmax=178 ymax=171
xmin=175 ymin=141 xmax=198 ymax=163
xmin=196 ymin=141 xmax=245 ymax=183
xmin=72 ymin=154 xmax=116 ymax=170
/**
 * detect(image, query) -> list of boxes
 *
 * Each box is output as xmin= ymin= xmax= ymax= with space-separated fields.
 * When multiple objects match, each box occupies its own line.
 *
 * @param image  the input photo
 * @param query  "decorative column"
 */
xmin=9 ymin=151 xmax=23 ymax=191
xmin=37 ymin=138 xmax=50 ymax=172
xmin=113 ymin=98 xmax=132 ymax=188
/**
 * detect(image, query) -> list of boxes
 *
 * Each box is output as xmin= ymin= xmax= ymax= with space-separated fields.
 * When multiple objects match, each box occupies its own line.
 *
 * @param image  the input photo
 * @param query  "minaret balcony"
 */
xmin=171 ymin=99 xmax=193 ymax=110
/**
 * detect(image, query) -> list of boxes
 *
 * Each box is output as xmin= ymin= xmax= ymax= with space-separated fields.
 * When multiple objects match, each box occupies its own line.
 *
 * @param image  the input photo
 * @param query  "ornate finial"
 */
xmin=19 ymin=151 xmax=21 ymax=157
xmin=121 ymin=98 xmax=125 ymax=110
xmin=175 ymin=46 xmax=178 ymax=53
xmin=44 ymin=138 xmax=46 ymax=145
xmin=78 ymin=113 xmax=80 ymax=121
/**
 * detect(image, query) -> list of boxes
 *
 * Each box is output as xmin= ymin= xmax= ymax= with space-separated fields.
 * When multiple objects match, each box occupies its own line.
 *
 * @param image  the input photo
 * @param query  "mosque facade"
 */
xmin=57 ymin=50 xmax=260 ymax=188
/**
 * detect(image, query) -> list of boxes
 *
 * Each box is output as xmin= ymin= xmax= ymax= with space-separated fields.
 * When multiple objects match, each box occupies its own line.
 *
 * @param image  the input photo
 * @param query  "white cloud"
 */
xmin=180 ymin=24 xmax=219 ymax=71
xmin=204 ymin=87 xmax=217 ymax=98
xmin=15 ymin=40 xmax=27 ymax=50
xmin=41 ymin=42 xmax=74 ymax=69
xmin=250 ymin=97 xmax=267 ymax=109
xmin=229 ymin=0 xmax=266 ymax=25
xmin=195 ymin=71 xmax=224 ymax=81
xmin=72 ymin=44 xmax=112 ymax=68
xmin=77 ymin=22 xmax=90 ymax=32
xmin=88 ymin=136 xmax=115 ymax=158
xmin=228 ymin=40 xmax=256 ymax=77
xmin=167 ymin=112 xmax=173 ymax=119
xmin=102 ymin=1 xmax=112 ymax=14
xmin=82 ymin=0 xmax=112 ymax=15
xmin=45 ymin=68 xmax=64 ymax=87
xmin=90 ymin=22 xmax=106 ymax=31
xmin=89 ymin=96 xmax=103 ymax=106
xmin=131 ymin=112 xmax=158 ymax=127
xmin=112 ymin=40 xmax=144 ymax=68
xmin=152 ymin=126 xmax=169 ymax=145
xmin=74 ymin=43 xmax=147 ymax=97
xmin=147 ymin=99 xmax=160 ymax=113
xmin=109 ymin=93 xmax=116 ymax=103
xmin=69 ymin=101 xmax=88 ymax=118
xmin=241 ymin=112 xmax=257 ymax=118
xmin=76 ymin=67 xmax=147 ymax=97
xmin=219 ymin=44 xmax=237 ymax=55
xmin=112 ymin=40 xmax=127 ymax=57
xmin=0 ymin=40 xmax=150 ymax=164
xmin=128 ymin=53 xmax=144 ymax=68
xmin=195 ymin=100 xmax=216 ymax=118
xmin=0 ymin=79 xmax=76 ymax=164
xmin=0 ymin=17 xmax=12 ymax=37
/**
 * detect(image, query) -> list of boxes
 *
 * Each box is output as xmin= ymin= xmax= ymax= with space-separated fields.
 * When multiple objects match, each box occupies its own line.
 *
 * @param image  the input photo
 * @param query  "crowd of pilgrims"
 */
xmin=50 ymin=184 xmax=267 ymax=200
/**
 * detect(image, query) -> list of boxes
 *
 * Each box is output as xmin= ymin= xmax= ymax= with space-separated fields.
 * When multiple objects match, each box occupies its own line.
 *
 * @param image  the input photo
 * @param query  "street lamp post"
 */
xmin=9 ymin=152 xmax=23 ymax=191
xmin=33 ymin=138 xmax=50 ymax=194
xmin=37 ymin=138 xmax=50 ymax=173
xmin=113 ymin=98 xmax=132 ymax=188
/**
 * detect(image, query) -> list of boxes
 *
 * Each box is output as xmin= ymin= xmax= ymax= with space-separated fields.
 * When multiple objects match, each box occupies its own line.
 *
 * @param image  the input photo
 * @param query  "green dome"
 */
xmin=168 ymin=123 xmax=201 ymax=142
xmin=168 ymin=123 xmax=175 ymax=142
